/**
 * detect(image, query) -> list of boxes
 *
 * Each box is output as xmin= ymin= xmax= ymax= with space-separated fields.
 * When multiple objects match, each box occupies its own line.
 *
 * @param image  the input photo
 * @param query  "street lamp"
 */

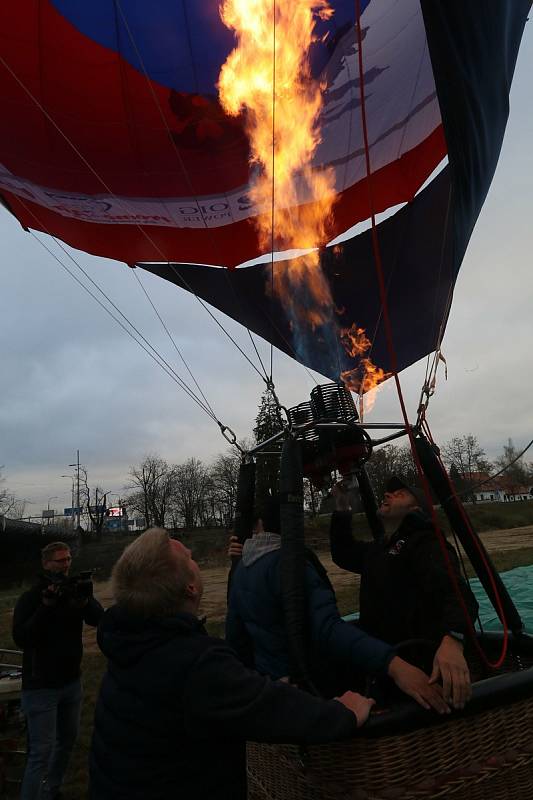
xmin=60 ymin=476 xmax=76 ymax=517
xmin=45 ymin=496 xmax=58 ymax=525
xmin=68 ymin=450 xmax=81 ymax=530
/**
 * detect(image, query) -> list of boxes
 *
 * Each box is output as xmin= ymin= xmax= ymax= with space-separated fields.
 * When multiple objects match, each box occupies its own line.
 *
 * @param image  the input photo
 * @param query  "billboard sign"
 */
xmin=107 ymin=507 xmax=124 ymax=517
xmin=64 ymin=507 xmax=82 ymax=517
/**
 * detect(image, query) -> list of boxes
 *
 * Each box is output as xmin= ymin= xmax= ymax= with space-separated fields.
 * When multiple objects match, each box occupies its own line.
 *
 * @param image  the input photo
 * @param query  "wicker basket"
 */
xmin=247 ymin=692 xmax=533 ymax=800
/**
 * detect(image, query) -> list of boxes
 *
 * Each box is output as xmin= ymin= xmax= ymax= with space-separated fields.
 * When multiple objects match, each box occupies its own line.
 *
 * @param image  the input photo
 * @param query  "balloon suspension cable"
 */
xmin=265 ymin=378 xmax=291 ymax=432
xmin=0 ymin=49 xmax=275 ymax=390
xmin=417 ymin=349 xmax=448 ymax=429
xmin=354 ymin=0 xmax=509 ymax=668
xmin=218 ymin=422 xmax=245 ymax=455
xmin=270 ymin=0 xmax=277 ymax=384
xmin=114 ymin=0 xmax=281 ymax=389
xmin=420 ymin=417 xmax=512 ymax=666
xmin=23 ymin=223 xmax=220 ymax=425
xmin=420 ymin=180 xmax=453 ymax=409
xmin=131 ymin=269 xmax=218 ymax=421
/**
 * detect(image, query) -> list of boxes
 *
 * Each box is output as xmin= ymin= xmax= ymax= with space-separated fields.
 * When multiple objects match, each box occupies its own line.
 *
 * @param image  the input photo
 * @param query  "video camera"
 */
xmin=41 ymin=570 xmax=94 ymax=602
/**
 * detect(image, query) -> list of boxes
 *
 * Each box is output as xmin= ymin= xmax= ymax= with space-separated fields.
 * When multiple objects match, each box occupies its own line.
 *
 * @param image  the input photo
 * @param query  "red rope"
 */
xmin=421 ymin=416 xmax=509 ymax=667
xmin=353 ymin=0 xmax=508 ymax=669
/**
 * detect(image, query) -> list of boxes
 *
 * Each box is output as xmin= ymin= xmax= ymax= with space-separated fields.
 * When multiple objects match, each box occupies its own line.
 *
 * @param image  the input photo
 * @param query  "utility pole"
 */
xmin=77 ymin=450 xmax=81 ymax=528
xmin=69 ymin=450 xmax=81 ymax=530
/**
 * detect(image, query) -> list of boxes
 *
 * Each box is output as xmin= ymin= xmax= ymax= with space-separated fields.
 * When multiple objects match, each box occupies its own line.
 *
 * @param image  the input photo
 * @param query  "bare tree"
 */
xmin=80 ymin=468 xmax=110 ymax=539
xmin=170 ymin=458 xmax=211 ymax=529
xmin=441 ymin=435 xmax=491 ymax=500
xmin=126 ymin=455 xmax=176 ymax=528
xmin=365 ymin=444 xmax=417 ymax=499
xmin=209 ymin=451 xmax=241 ymax=527
xmin=0 ymin=466 xmax=26 ymax=518
xmin=495 ymin=439 xmax=532 ymax=496
xmin=125 ymin=490 xmax=147 ymax=523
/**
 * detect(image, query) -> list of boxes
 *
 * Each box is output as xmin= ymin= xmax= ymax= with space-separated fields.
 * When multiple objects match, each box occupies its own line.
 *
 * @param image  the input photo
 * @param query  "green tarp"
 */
xmin=470 ymin=565 xmax=533 ymax=633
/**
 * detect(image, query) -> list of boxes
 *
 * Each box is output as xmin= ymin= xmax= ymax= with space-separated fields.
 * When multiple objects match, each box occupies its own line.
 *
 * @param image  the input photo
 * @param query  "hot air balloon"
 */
xmin=1 ymin=2 xmax=532 ymax=798
xmin=1 ymin=0 xmax=527 ymax=385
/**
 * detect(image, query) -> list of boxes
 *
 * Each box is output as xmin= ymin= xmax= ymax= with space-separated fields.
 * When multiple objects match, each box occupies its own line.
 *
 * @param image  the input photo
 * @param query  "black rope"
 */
xmin=445 ymin=438 xmax=533 ymax=502
xmin=270 ymin=0 xmax=277 ymax=383
xmin=27 ymin=231 xmax=219 ymax=421
xmin=18 ymin=196 xmax=219 ymax=422
xmin=0 ymin=47 xmax=271 ymax=387
xmin=132 ymin=270 xmax=218 ymax=419
xmin=115 ymin=0 xmax=273 ymax=385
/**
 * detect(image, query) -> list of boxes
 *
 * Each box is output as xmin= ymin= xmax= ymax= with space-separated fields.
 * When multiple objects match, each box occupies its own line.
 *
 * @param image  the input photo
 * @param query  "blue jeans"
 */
xmin=21 ymin=678 xmax=82 ymax=800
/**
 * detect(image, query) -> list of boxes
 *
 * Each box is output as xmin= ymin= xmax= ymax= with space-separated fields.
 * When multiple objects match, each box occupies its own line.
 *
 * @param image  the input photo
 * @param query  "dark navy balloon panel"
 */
xmin=49 ymin=0 xmax=371 ymax=94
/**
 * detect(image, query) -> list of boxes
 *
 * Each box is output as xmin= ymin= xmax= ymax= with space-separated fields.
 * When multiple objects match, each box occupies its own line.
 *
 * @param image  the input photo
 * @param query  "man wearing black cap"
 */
xmin=330 ymin=477 xmax=478 ymax=710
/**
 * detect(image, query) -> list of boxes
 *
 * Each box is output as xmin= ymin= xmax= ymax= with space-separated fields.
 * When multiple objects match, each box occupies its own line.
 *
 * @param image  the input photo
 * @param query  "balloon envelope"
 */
xmin=0 ymin=0 xmax=529 ymax=381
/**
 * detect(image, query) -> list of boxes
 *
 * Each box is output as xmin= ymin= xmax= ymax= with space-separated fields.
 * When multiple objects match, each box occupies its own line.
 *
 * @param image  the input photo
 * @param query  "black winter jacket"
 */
xmin=89 ymin=607 xmax=358 ymax=800
xmin=329 ymin=510 xmax=479 ymax=646
xmin=12 ymin=577 xmax=103 ymax=690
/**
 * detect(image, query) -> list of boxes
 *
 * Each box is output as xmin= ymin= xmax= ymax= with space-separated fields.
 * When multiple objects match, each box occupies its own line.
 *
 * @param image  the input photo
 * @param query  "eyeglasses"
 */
xmin=50 ymin=556 xmax=72 ymax=564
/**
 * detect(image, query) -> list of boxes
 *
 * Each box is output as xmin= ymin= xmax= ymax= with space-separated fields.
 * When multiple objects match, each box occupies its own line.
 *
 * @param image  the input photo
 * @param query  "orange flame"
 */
xmin=340 ymin=323 xmax=391 ymax=404
xmin=218 ymin=0 xmax=336 ymax=325
xmin=218 ymin=3 xmax=390 ymax=409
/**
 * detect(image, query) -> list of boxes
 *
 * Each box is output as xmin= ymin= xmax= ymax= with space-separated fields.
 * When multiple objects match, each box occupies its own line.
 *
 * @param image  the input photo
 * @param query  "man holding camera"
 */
xmin=12 ymin=541 xmax=103 ymax=800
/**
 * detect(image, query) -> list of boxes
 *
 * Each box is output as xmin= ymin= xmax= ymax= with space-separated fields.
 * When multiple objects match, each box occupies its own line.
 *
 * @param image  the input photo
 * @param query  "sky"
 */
xmin=1 ymin=25 xmax=532 ymax=519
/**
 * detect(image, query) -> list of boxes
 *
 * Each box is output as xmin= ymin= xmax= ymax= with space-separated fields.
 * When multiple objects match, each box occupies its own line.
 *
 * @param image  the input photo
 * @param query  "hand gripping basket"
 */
xmin=247 ymin=661 xmax=533 ymax=800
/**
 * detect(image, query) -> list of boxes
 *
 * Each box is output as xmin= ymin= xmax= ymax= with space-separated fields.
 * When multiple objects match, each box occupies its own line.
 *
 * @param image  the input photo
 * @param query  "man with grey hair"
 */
xmin=90 ymin=528 xmax=375 ymax=800
xmin=13 ymin=541 xmax=103 ymax=800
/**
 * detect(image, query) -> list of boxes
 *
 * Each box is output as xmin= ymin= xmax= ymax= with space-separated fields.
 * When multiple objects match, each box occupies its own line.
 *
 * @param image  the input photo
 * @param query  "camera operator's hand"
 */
xmin=42 ymin=585 xmax=60 ymax=606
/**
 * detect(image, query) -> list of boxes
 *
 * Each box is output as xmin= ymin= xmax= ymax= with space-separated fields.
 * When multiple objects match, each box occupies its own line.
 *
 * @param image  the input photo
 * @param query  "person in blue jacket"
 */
xmin=226 ymin=497 xmax=449 ymax=713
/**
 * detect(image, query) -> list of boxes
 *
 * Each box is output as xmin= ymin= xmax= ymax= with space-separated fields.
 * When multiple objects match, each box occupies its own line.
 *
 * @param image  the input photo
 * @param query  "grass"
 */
xmin=2 ymin=541 xmax=533 ymax=798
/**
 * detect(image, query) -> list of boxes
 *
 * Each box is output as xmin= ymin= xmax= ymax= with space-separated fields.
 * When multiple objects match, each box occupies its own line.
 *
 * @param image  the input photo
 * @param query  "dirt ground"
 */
xmin=83 ymin=525 xmax=533 ymax=653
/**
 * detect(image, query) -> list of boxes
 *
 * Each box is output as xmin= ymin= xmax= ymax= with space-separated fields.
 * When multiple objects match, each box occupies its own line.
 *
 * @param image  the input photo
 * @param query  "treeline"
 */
xmin=125 ymin=453 xmax=242 ymax=530
xmin=0 ymin=466 xmax=27 ymax=518
xmin=2 ymin=406 xmax=531 ymax=532
xmin=123 ymin=435 xmax=532 ymax=530
xmin=365 ymin=435 xmax=533 ymax=503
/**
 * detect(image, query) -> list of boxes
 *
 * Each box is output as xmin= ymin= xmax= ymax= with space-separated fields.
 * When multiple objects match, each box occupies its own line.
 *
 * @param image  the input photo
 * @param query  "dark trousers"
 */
xmin=21 ymin=678 xmax=82 ymax=799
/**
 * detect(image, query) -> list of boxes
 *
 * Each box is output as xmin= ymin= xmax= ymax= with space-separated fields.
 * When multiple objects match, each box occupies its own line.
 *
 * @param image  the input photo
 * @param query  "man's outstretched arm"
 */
xmin=305 ymin=563 xmax=450 ymax=715
xmin=183 ymin=644 xmax=374 ymax=743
